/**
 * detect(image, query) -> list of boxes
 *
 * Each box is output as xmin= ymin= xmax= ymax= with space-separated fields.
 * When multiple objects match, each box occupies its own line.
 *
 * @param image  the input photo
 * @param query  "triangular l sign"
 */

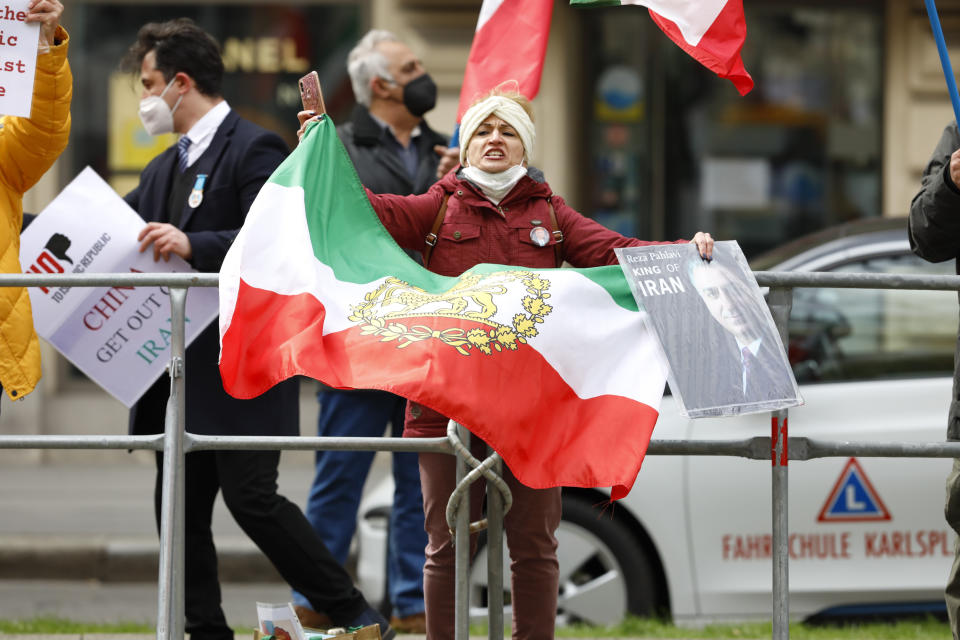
xmin=817 ymin=457 xmax=891 ymax=523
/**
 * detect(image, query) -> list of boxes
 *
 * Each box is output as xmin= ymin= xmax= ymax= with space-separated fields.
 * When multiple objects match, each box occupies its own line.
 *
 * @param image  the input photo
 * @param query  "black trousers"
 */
xmin=154 ymin=449 xmax=369 ymax=640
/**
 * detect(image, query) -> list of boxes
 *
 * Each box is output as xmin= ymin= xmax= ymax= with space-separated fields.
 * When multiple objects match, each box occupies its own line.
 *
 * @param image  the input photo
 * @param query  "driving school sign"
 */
xmin=22 ymin=167 xmax=219 ymax=407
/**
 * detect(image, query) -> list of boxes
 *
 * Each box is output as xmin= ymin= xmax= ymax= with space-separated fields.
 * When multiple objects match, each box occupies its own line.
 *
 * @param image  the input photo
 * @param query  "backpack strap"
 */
xmin=546 ymin=195 xmax=563 ymax=268
xmin=423 ymin=193 xmax=451 ymax=269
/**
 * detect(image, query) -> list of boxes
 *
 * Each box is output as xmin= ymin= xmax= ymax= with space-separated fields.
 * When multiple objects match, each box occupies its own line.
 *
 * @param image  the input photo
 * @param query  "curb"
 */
xmin=0 ymin=537 xmax=282 ymax=583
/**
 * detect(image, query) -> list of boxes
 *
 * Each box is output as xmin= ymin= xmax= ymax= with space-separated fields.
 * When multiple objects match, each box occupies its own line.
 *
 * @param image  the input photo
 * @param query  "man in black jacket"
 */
xmin=909 ymin=121 xmax=960 ymax=639
xmin=293 ymin=29 xmax=456 ymax=634
xmin=122 ymin=19 xmax=392 ymax=640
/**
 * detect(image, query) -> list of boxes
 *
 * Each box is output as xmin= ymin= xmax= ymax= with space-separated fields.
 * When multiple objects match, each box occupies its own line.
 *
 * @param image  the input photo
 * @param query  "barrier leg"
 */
xmin=455 ymin=424 xmax=471 ymax=640
xmin=156 ymin=287 xmax=188 ymax=640
xmin=445 ymin=422 xmax=512 ymax=640
xmin=767 ymin=286 xmax=792 ymax=640
xmin=486 ymin=449 xmax=504 ymax=640
xmin=772 ymin=410 xmax=789 ymax=639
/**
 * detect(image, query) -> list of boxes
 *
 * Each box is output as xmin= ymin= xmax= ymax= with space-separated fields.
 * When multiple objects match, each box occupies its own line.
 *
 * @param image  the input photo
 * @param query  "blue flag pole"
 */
xmin=926 ymin=0 xmax=960 ymax=126
xmin=449 ymin=123 xmax=460 ymax=149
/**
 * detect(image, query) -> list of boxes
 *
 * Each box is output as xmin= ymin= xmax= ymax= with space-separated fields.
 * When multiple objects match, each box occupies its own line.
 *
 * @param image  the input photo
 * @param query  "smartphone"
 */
xmin=299 ymin=71 xmax=326 ymax=114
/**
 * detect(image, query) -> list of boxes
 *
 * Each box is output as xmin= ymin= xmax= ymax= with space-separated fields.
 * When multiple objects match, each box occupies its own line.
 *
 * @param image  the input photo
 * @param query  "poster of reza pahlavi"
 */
xmin=616 ymin=241 xmax=802 ymax=418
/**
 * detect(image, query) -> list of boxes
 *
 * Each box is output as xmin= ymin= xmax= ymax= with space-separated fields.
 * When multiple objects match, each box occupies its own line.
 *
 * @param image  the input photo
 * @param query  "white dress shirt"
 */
xmin=180 ymin=100 xmax=231 ymax=169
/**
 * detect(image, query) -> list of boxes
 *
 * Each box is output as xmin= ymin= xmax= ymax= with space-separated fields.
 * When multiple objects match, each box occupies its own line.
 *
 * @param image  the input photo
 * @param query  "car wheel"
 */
xmin=468 ymin=492 xmax=659 ymax=626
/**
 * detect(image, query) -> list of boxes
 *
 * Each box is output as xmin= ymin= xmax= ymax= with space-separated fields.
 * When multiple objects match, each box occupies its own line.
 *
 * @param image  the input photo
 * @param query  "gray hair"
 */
xmin=347 ymin=29 xmax=401 ymax=107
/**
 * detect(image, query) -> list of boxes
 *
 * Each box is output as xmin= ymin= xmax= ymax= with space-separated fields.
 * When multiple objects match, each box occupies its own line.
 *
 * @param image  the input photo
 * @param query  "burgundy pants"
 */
xmin=419 ymin=451 xmax=561 ymax=640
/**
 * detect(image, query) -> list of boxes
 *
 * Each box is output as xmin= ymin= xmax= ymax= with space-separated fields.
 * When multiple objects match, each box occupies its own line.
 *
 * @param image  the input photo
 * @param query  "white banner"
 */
xmin=0 ymin=0 xmax=39 ymax=118
xmin=21 ymin=167 xmax=219 ymax=407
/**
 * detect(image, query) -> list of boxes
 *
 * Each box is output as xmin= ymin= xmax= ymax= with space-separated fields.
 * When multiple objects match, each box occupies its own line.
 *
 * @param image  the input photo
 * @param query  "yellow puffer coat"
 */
xmin=0 ymin=27 xmax=71 ymax=400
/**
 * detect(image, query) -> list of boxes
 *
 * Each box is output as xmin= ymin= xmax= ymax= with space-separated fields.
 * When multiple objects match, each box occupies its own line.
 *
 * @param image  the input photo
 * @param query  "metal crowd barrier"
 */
xmin=3 ymin=270 xmax=960 ymax=640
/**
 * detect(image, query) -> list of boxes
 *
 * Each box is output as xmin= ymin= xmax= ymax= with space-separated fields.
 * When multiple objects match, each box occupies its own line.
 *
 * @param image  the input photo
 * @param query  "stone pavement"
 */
xmin=0 ymin=636 xmax=692 ymax=640
xmin=0 ymin=637 xmax=430 ymax=640
xmin=0 ymin=460 xmax=314 ymax=583
xmin=0 ymin=457 xmax=349 ymax=628
xmin=0 ymin=461 xmax=709 ymax=639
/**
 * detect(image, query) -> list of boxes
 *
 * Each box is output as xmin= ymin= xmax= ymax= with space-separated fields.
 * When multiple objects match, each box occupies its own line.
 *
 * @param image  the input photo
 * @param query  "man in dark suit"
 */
xmin=121 ymin=19 xmax=393 ymax=640
xmin=294 ymin=30 xmax=456 ymax=634
xmin=685 ymin=255 xmax=797 ymax=413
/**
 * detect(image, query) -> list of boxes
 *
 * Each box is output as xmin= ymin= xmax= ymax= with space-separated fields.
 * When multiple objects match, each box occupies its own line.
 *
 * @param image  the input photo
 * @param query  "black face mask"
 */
xmin=402 ymin=73 xmax=437 ymax=117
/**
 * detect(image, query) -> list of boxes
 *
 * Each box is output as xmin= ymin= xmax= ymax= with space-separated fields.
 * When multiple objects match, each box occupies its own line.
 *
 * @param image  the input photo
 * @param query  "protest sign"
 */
xmin=21 ymin=167 xmax=219 ymax=407
xmin=616 ymin=240 xmax=802 ymax=418
xmin=0 ymin=0 xmax=40 ymax=117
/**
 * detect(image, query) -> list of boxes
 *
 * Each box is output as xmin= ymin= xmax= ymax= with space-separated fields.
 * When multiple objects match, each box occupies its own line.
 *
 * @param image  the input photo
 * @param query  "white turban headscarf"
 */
xmin=458 ymin=95 xmax=536 ymax=166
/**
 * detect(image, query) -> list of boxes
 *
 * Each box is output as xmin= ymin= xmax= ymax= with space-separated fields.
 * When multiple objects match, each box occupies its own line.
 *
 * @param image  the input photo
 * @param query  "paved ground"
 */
xmin=0 ymin=457 xmax=707 ymax=639
xmin=0 ymin=637 xmax=453 ymax=640
xmin=0 ymin=637 xmax=430 ymax=640
xmin=0 ymin=459 xmax=314 ymax=580
xmin=0 ymin=457 xmax=376 ymax=629
xmin=0 ymin=581 xmax=290 ymax=628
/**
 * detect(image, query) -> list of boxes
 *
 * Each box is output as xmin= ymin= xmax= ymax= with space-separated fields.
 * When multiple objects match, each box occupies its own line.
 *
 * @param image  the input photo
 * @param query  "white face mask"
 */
xmin=461 ymin=164 xmax=528 ymax=205
xmin=138 ymin=77 xmax=183 ymax=136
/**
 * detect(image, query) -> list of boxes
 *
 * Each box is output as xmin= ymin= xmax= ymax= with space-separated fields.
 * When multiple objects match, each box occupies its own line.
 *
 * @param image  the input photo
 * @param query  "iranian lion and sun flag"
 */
xmin=218 ymin=0 xmax=752 ymax=499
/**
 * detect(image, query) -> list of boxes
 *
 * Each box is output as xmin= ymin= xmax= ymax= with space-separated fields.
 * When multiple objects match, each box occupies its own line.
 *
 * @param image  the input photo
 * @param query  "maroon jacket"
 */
xmin=366 ymin=168 xmax=685 ymax=437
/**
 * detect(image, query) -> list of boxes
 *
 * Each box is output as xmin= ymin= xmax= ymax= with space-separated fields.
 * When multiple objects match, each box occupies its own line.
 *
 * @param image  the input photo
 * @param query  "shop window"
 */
xmin=63 ymin=4 xmax=359 ymax=195
xmin=582 ymin=3 xmax=883 ymax=258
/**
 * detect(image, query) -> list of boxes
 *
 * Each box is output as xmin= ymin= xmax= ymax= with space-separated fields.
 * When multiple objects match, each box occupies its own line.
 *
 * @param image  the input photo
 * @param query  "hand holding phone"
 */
xmin=299 ymin=71 xmax=326 ymax=114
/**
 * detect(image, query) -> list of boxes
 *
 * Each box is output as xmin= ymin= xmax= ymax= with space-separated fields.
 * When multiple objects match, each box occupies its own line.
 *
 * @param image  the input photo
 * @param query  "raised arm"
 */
xmin=0 ymin=0 xmax=71 ymax=194
xmin=551 ymin=193 xmax=713 ymax=267
xmin=364 ymin=183 xmax=448 ymax=252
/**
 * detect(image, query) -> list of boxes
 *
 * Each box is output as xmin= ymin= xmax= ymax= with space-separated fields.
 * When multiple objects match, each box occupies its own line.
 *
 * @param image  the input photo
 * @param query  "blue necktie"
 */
xmin=177 ymin=136 xmax=192 ymax=173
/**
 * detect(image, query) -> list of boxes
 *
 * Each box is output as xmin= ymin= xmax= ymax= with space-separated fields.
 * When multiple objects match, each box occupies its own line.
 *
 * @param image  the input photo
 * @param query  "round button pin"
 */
xmin=530 ymin=226 xmax=550 ymax=247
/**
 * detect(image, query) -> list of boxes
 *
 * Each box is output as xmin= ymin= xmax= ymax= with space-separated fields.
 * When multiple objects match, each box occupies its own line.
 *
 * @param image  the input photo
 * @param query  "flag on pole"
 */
xmin=571 ymin=0 xmax=754 ymax=95
xmin=218 ymin=116 xmax=670 ymax=499
xmin=456 ymin=0 xmax=555 ymax=122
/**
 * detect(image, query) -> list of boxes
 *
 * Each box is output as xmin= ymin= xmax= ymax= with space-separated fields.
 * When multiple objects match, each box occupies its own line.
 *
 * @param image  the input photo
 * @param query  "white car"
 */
xmin=355 ymin=218 xmax=958 ymax=625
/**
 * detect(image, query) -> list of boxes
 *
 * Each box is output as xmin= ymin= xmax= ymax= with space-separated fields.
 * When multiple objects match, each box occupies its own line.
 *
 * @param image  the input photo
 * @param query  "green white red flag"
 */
xmin=571 ymin=0 xmax=753 ymax=95
xmin=218 ymin=116 xmax=669 ymax=499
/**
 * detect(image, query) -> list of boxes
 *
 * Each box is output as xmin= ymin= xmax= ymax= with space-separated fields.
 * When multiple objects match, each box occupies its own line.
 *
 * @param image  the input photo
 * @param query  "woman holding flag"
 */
xmin=295 ymin=87 xmax=713 ymax=639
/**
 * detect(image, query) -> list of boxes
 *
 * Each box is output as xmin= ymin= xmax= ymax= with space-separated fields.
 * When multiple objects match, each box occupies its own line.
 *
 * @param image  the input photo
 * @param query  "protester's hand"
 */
xmin=434 ymin=145 xmax=460 ymax=179
xmin=26 ymin=0 xmax=63 ymax=47
xmin=690 ymin=231 xmax=714 ymax=261
xmin=138 ymin=223 xmax=193 ymax=262
xmin=297 ymin=110 xmax=322 ymax=143
xmin=949 ymin=149 xmax=960 ymax=189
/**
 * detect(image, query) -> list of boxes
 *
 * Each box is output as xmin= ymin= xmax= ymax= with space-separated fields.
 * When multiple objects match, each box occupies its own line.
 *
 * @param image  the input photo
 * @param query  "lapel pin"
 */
xmin=530 ymin=226 xmax=550 ymax=247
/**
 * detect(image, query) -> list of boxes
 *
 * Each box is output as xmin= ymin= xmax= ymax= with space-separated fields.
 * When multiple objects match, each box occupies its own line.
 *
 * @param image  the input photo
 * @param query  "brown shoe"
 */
xmin=389 ymin=612 xmax=426 ymax=634
xmin=294 ymin=605 xmax=334 ymax=631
